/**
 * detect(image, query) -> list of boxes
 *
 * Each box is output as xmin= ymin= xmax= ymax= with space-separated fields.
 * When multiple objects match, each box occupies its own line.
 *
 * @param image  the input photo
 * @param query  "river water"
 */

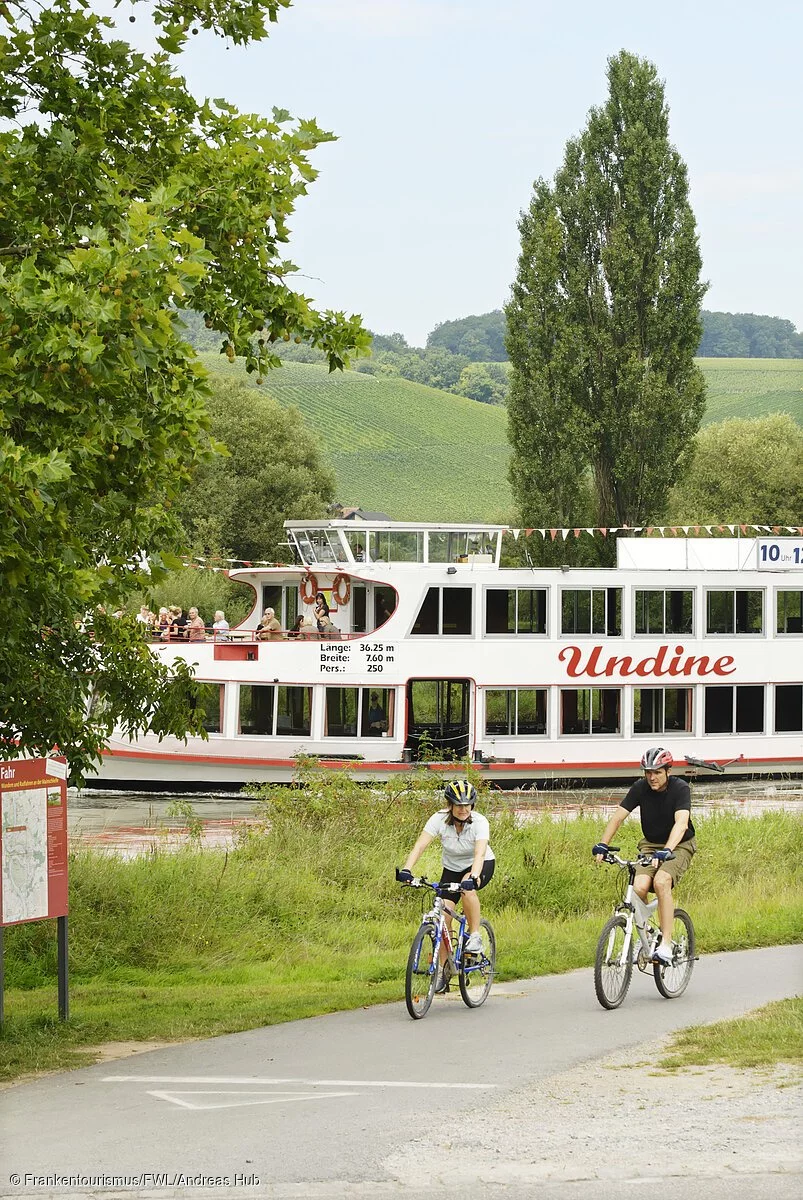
xmin=68 ymin=780 xmax=803 ymax=857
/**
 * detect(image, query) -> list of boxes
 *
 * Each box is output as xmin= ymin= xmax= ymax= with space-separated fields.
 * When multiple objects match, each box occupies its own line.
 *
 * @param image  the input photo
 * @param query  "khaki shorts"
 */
xmin=637 ymin=838 xmax=696 ymax=887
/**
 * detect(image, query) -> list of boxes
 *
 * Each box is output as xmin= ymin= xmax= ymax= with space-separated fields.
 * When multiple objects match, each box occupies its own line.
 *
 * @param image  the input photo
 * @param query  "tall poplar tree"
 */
xmin=506 ymin=51 xmax=706 ymax=531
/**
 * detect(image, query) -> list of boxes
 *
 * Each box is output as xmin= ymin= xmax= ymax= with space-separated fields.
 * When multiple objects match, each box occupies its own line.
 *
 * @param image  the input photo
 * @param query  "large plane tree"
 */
xmin=0 ymin=0 xmax=368 ymax=779
xmin=506 ymin=51 xmax=706 ymax=532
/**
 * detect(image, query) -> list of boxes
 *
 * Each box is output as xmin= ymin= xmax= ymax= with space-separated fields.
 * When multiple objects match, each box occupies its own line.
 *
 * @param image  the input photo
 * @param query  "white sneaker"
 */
xmin=653 ymin=944 xmax=673 ymax=965
xmin=465 ymin=932 xmax=483 ymax=954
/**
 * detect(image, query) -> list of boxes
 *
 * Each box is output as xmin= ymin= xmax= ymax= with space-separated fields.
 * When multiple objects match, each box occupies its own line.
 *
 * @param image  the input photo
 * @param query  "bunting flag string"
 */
xmin=503 ymin=523 xmax=803 ymax=540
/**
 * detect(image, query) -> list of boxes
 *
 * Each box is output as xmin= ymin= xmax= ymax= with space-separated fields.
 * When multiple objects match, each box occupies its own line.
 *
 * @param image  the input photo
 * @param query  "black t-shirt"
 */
xmin=621 ymin=775 xmax=695 ymax=845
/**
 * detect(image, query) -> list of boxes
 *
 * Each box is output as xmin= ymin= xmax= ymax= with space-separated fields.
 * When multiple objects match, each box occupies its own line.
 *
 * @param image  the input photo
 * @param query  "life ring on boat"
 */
xmin=332 ymin=573 xmax=351 ymax=606
xmin=300 ymin=573 xmax=318 ymax=605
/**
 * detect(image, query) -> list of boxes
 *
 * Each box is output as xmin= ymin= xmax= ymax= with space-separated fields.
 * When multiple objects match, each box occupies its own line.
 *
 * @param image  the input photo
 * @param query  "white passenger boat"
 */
xmin=89 ymin=522 xmax=803 ymax=789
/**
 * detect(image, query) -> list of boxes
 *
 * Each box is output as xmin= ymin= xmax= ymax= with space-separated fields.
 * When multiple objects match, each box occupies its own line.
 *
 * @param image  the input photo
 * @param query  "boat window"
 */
xmin=775 ymin=685 xmax=803 ymax=732
xmin=277 ymin=686 xmax=312 ymax=736
xmin=325 ymin=687 xmax=358 ymax=737
xmin=412 ymin=587 xmax=472 ymax=635
xmin=239 ymin=684 xmax=311 ymax=736
xmin=561 ymin=589 xmax=621 ymax=636
xmin=633 ymin=688 xmax=692 ymax=734
xmin=776 ymin=590 xmax=802 ymax=634
xmin=239 ymin=684 xmax=275 ymax=735
xmin=485 ymin=589 xmax=547 ymax=635
xmin=195 ymin=683 xmax=224 ymax=734
xmin=294 ymin=529 xmax=343 ymax=565
xmin=634 ymin=590 xmax=693 ymax=635
xmin=704 ymin=685 xmax=764 ymax=733
xmin=368 ymin=530 xmax=424 ymax=562
xmin=427 ymin=530 xmax=496 ymax=563
xmin=345 ymin=531 xmax=367 ymax=562
xmin=706 ymin=590 xmax=763 ymax=634
xmin=560 ymin=688 xmax=621 ymax=734
xmin=485 ymin=689 xmax=547 ymax=735
xmin=323 ymin=687 xmax=395 ymax=737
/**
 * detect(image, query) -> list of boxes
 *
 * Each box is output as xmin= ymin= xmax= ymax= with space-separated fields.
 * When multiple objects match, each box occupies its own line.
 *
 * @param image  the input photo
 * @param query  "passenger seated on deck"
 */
xmin=187 ymin=606 xmax=206 ymax=641
xmin=288 ymin=615 xmax=314 ymax=639
xmin=257 ymin=607 xmax=283 ymax=641
xmin=211 ymin=610 xmax=230 ymax=640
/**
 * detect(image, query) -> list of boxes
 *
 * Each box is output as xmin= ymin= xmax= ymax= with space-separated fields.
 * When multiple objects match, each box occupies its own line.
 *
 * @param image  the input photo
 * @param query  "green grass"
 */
xmin=698 ymin=358 xmax=803 ymax=426
xmin=200 ymin=355 xmax=802 ymax=522
xmin=658 ymin=996 xmax=803 ymax=1071
xmin=201 ymin=355 xmax=512 ymax=522
xmin=1 ymin=778 xmax=800 ymax=1083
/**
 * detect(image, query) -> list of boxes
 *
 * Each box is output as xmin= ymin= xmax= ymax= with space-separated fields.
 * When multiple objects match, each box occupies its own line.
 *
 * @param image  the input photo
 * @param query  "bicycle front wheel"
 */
xmin=594 ymin=913 xmax=634 ymax=1010
xmin=405 ymin=923 xmax=438 ymax=1019
xmin=653 ymin=908 xmax=695 ymax=999
xmin=458 ymin=919 xmax=496 ymax=1009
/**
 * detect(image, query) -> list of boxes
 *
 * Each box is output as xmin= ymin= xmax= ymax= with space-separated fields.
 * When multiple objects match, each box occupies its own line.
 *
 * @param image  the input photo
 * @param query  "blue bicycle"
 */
xmin=396 ymin=873 xmax=496 ymax=1019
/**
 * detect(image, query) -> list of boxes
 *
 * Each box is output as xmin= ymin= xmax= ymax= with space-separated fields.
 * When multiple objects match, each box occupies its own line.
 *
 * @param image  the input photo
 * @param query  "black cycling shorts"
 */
xmin=439 ymin=859 xmax=495 ymax=904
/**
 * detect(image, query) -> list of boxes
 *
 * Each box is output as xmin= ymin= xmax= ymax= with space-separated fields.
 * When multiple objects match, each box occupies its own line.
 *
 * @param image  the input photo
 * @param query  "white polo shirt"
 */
xmin=423 ymin=809 xmax=495 ymax=872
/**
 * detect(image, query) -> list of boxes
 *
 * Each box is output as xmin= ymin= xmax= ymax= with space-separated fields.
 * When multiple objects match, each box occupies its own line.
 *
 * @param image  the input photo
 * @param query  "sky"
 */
xmin=143 ymin=0 xmax=802 ymax=346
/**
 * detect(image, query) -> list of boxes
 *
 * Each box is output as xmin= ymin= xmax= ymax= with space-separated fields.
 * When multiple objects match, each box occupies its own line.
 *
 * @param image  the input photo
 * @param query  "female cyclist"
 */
xmin=397 ymin=779 xmax=495 ymax=959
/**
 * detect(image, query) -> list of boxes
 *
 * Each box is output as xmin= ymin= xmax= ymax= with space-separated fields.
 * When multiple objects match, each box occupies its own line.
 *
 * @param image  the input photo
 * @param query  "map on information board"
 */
xmin=1 ymin=788 xmax=49 ymax=924
xmin=0 ymin=758 xmax=68 ymax=927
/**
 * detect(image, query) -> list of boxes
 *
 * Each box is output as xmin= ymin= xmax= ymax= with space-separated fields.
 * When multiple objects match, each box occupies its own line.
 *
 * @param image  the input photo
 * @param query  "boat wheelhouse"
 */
xmin=90 ymin=521 xmax=803 ymax=788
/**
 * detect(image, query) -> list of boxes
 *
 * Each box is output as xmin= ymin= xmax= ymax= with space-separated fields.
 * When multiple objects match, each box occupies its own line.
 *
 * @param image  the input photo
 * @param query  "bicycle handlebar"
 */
xmin=395 ymin=871 xmax=466 ymax=895
xmin=598 ymin=848 xmax=675 ymax=868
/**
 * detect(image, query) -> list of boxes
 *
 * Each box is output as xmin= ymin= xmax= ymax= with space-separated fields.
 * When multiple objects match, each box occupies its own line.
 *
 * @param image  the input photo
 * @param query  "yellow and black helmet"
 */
xmin=443 ymin=779 xmax=477 ymax=808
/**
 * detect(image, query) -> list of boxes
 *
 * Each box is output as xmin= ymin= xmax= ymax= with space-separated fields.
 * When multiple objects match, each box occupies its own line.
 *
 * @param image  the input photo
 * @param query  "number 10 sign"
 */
xmin=757 ymin=538 xmax=803 ymax=569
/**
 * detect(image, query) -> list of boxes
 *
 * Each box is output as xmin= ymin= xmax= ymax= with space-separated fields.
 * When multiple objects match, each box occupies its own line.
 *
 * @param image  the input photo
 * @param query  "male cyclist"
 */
xmin=592 ymin=748 xmax=697 ymax=965
xmin=398 ymin=780 xmax=495 ymax=968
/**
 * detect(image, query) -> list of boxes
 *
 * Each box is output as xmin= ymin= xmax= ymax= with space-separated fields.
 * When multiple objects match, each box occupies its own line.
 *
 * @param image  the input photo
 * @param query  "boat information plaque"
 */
xmin=319 ymin=641 xmax=397 ymax=675
xmin=0 ymin=758 xmax=68 ymax=927
xmin=757 ymin=538 xmax=803 ymax=570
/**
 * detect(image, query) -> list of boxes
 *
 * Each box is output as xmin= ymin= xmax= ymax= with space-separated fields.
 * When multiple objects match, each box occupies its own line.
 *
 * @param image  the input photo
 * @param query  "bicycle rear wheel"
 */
xmin=405 ymin=923 xmax=438 ymax=1019
xmin=458 ymin=919 xmax=496 ymax=1009
xmin=594 ymin=913 xmax=634 ymax=1010
xmin=653 ymin=908 xmax=695 ymax=999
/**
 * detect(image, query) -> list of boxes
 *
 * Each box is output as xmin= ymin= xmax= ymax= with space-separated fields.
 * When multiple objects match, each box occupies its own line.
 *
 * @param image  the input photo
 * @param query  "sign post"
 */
xmin=0 ymin=756 xmax=69 ymax=1027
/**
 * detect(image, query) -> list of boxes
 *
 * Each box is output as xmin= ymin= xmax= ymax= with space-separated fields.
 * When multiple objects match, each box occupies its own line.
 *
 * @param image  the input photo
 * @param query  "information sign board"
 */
xmin=0 ymin=757 xmax=68 ymax=927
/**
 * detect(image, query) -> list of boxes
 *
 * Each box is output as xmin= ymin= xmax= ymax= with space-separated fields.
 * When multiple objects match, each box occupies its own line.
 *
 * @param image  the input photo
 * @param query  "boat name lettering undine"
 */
xmin=559 ymin=644 xmax=737 ymax=679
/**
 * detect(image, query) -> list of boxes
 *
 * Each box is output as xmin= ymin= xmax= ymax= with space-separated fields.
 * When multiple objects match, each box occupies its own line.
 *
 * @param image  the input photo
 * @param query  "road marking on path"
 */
xmin=148 ymin=1089 xmax=357 ymax=1110
xmin=104 ymin=1076 xmax=497 ymax=1089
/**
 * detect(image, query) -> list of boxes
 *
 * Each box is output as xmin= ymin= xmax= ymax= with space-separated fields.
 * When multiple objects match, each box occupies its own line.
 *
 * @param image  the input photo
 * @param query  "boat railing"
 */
xmin=146 ymin=625 xmax=355 ymax=645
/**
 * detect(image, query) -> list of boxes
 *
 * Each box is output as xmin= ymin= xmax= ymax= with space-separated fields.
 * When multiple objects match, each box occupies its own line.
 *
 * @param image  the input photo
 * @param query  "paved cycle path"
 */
xmin=2 ymin=945 xmax=801 ymax=1199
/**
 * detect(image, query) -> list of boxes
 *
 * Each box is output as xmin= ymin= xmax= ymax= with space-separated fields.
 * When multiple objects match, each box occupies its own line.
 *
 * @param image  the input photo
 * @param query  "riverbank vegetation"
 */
xmin=2 ymin=772 xmax=801 ymax=1082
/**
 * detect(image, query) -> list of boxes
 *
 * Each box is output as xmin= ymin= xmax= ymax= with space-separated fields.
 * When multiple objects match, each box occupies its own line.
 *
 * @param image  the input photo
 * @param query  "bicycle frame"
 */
xmin=614 ymin=870 xmax=661 ymax=965
xmin=414 ymin=887 xmax=468 ymax=977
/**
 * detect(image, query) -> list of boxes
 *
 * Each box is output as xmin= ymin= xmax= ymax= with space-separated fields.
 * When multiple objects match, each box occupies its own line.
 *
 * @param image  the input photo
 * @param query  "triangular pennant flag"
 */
xmin=525 ymin=528 xmax=534 ymax=537
xmin=772 ymin=526 xmax=780 ymax=534
xmin=727 ymin=525 xmax=736 ymax=534
xmin=704 ymin=525 xmax=712 ymax=534
xmin=512 ymin=529 xmax=520 ymax=541
xmin=562 ymin=528 xmax=571 ymax=540
xmin=573 ymin=528 xmax=582 ymax=538
xmin=549 ymin=528 xmax=558 ymax=541
xmin=599 ymin=528 xmax=607 ymax=537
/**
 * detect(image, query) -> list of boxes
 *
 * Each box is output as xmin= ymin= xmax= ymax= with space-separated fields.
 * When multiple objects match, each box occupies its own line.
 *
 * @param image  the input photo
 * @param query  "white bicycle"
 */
xmin=593 ymin=848 xmax=696 ymax=1009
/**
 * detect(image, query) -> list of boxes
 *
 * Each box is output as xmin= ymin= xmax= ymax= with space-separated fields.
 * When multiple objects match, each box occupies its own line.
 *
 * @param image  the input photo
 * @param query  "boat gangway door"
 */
xmin=405 ymin=678 xmax=471 ymax=761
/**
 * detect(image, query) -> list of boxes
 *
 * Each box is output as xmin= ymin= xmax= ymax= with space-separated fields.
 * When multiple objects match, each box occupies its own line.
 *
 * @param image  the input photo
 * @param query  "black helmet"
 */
xmin=641 ymin=747 xmax=673 ymax=771
xmin=443 ymin=779 xmax=477 ymax=808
